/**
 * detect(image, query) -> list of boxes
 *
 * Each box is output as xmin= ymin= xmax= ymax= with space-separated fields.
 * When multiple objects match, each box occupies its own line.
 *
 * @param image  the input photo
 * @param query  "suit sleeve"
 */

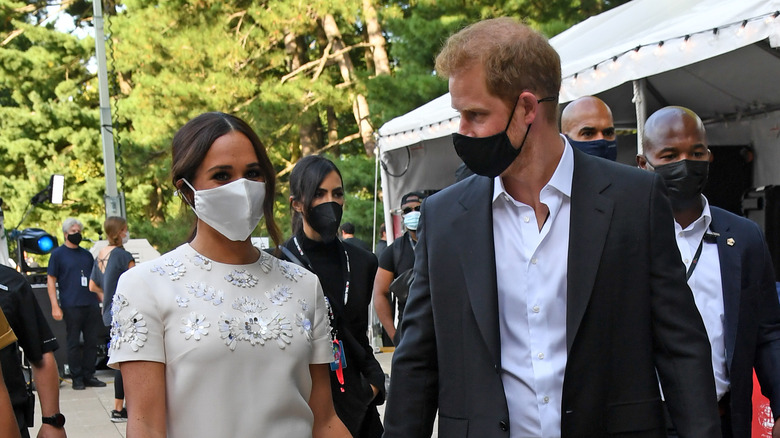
xmin=351 ymin=252 xmax=387 ymax=405
xmin=648 ymin=175 xmax=721 ymax=436
xmin=383 ymin=201 xmax=439 ymax=438
xmin=749 ymin=221 xmax=780 ymax=417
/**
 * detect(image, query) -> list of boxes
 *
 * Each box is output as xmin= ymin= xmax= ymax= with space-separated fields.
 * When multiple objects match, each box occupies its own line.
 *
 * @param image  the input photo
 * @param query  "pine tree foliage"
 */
xmin=0 ymin=0 xmax=628 ymax=253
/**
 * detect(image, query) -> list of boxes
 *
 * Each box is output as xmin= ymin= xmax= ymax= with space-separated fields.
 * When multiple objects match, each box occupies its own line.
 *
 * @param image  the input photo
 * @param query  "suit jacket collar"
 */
xmin=452 ymin=149 xmax=616 ymax=364
xmin=566 ymin=149 xmax=615 ymax=351
xmin=453 ymin=175 xmax=502 ymax=365
xmin=708 ymin=207 xmax=739 ymax=370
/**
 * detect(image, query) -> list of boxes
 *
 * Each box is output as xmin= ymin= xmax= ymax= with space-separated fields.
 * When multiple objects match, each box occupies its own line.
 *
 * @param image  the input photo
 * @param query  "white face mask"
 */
xmin=182 ymin=178 xmax=266 ymax=241
xmin=121 ymin=231 xmax=130 ymax=245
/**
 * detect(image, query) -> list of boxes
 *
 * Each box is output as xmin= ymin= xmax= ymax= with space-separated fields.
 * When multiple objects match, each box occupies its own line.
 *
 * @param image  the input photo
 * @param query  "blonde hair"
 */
xmin=435 ymin=17 xmax=561 ymax=121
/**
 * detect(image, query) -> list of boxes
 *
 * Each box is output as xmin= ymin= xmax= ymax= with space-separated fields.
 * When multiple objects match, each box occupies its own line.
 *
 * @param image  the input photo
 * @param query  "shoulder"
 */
xmin=0 ymin=265 xmax=26 ymax=290
xmin=711 ymin=206 xmax=764 ymax=241
xmin=343 ymin=241 xmax=378 ymax=269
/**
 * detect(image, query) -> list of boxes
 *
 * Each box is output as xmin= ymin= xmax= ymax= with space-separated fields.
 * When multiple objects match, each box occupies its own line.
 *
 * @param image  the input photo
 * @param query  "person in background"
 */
xmin=89 ymin=216 xmax=135 ymax=423
xmin=0 ymin=264 xmax=66 ymax=437
xmin=0 ymin=308 xmax=21 ymax=438
xmin=638 ymin=106 xmax=780 ymax=438
xmin=374 ymin=224 xmax=387 ymax=259
xmin=560 ymin=95 xmax=617 ymax=161
xmin=372 ymin=191 xmax=424 ymax=345
xmin=339 ymin=222 xmax=371 ymax=252
xmin=382 ymin=17 xmax=719 ymax=437
xmin=46 ymin=218 xmax=105 ymax=390
xmin=108 ymin=112 xmax=349 ymax=437
xmin=280 ymin=155 xmax=385 ymax=438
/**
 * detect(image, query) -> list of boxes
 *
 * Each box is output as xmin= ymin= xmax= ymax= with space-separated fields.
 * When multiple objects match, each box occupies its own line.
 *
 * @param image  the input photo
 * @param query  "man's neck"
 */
xmin=501 ymin=128 xmax=564 ymax=209
xmin=674 ymin=205 xmax=704 ymax=230
xmin=64 ymin=241 xmax=78 ymax=249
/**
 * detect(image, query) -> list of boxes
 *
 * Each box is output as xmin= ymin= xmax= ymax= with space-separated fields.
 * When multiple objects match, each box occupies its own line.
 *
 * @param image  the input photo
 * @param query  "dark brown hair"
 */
xmin=103 ymin=216 xmax=127 ymax=247
xmin=171 ymin=112 xmax=282 ymax=247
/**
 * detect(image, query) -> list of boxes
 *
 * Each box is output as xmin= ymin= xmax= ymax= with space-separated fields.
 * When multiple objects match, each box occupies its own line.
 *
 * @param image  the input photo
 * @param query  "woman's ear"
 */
xmin=290 ymin=197 xmax=304 ymax=214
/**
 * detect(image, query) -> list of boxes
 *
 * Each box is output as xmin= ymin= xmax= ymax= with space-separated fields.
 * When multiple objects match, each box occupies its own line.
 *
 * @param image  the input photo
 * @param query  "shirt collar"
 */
xmin=674 ymin=195 xmax=712 ymax=234
xmin=492 ymin=134 xmax=574 ymax=202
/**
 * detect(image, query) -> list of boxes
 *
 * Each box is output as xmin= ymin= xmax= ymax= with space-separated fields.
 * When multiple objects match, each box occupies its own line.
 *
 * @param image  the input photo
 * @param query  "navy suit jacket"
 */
xmin=709 ymin=206 xmax=780 ymax=437
xmin=383 ymin=148 xmax=721 ymax=438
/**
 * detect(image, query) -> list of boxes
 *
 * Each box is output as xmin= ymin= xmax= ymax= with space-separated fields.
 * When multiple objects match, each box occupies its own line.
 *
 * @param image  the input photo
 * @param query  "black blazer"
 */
xmin=280 ymin=236 xmax=385 ymax=437
xmin=709 ymin=206 xmax=780 ymax=437
xmin=383 ymin=149 xmax=721 ymax=438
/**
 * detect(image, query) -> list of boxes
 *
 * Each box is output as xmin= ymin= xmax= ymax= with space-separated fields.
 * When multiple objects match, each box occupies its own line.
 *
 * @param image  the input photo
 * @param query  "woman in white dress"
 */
xmin=108 ymin=112 xmax=350 ymax=438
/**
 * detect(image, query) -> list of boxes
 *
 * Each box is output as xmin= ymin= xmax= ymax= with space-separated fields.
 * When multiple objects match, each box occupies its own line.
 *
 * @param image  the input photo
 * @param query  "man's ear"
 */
xmin=636 ymin=154 xmax=648 ymax=169
xmin=707 ymin=148 xmax=714 ymax=163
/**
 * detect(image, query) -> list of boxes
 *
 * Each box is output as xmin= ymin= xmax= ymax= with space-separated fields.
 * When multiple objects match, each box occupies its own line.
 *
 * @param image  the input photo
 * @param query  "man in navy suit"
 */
xmin=382 ymin=18 xmax=720 ymax=438
xmin=638 ymin=106 xmax=780 ymax=438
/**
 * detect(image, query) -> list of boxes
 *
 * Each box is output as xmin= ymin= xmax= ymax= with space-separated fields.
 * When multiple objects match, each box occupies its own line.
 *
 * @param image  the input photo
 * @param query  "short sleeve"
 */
xmin=309 ymin=277 xmax=335 ymax=365
xmin=107 ymin=267 xmax=165 ymax=368
xmin=378 ymin=242 xmax=395 ymax=272
xmin=0 ymin=308 xmax=16 ymax=350
xmin=90 ymin=260 xmax=102 ymax=288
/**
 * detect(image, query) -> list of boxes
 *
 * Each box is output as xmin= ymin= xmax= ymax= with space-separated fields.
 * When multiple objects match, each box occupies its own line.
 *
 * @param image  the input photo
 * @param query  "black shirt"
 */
xmin=0 ymin=265 xmax=58 ymax=407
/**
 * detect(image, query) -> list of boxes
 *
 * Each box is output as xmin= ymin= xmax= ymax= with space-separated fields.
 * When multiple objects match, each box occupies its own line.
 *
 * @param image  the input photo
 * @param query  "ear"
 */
xmin=707 ymin=148 xmax=714 ymax=163
xmin=636 ymin=154 xmax=648 ymax=169
xmin=518 ymin=92 xmax=539 ymax=125
xmin=291 ymin=197 xmax=304 ymax=214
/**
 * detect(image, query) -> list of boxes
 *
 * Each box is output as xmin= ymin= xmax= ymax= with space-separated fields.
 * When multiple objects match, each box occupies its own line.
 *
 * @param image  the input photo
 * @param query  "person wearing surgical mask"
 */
xmin=561 ymin=96 xmax=618 ymax=161
xmin=89 ymin=216 xmax=135 ymax=422
xmin=107 ymin=113 xmax=350 ymax=438
xmin=279 ymin=155 xmax=386 ymax=438
xmin=372 ymin=191 xmax=424 ymax=346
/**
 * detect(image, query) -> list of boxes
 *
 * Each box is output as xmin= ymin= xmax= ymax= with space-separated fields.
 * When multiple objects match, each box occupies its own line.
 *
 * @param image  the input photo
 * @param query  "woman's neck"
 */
xmin=190 ymin=225 xmax=259 ymax=265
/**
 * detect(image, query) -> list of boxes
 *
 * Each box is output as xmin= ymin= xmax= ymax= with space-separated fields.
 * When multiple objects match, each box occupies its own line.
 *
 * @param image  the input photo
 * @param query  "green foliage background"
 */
xmin=0 ymin=0 xmax=628 ymax=261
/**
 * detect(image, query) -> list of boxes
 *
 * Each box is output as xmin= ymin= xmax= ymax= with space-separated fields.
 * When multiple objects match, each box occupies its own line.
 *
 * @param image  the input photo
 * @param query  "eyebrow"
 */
xmin=206 ymin=162 xmax=261 ymax=173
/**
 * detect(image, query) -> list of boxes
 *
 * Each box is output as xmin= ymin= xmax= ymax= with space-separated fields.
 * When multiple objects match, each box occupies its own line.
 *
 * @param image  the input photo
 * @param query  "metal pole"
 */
xmin=633 ymin=78 xmax=648 ymax=156
xmin=93 ymin=0 xmax=124 ymax=218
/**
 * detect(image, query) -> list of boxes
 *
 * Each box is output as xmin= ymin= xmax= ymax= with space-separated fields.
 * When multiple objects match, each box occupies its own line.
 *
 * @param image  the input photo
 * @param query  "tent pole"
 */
xmin=633 ymin=79 xmax=648 ymax=155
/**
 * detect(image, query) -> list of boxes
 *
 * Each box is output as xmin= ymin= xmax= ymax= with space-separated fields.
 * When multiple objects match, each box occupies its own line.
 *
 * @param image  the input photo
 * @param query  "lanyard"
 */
xmin=686 ymin=231 xmax=718 ymax=280
xmin=292 ymin=236 xmax=351 ymax=305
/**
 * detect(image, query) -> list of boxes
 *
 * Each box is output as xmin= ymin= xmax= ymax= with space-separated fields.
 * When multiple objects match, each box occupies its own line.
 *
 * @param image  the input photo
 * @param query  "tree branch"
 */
xmin=280 ymin=42 xmax=371 ymax=83
xmin=276 ymin=133 xmax=361 ymax=177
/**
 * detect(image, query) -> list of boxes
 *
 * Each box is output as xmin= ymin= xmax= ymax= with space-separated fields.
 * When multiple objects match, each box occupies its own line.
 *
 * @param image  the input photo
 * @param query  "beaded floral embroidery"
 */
xmin=110 ymin=293 xmax=148 ymax=353
xmin=225 ymin=269 xmax=259 ymax=288
xmin=218 ymin=297 xmax=293 ymax=350
xmin=189 ymin=254 xmax=212 ymax=271
xmin=295 ymin=313 xmax=313 ymax=341
xmin=266 ymin=285 xmax=292 ymax=306
xmin=186 ymin=282 xmax=224 ymax=306
xmin=278 ymin=260 xmax=304 ymax=282
xmin=150 ymin=258 xmax=186 ymax=281
xmin=176 ymin=296 xmax=190 ymax=308
xmin=258 ymin=251 xmax=273 ymax=274
xmin=180 ymin=312 xmax=210 ymax=340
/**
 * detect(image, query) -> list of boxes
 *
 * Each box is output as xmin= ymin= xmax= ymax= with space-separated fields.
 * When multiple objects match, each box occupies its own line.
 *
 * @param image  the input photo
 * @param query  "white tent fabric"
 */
xmin=376 ymin=0 xmax=780 ymax=238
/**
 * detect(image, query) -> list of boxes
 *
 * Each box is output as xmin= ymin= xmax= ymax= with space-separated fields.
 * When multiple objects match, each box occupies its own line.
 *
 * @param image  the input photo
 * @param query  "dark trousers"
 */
xmin=62 ymin=305 xmax=101 ymax=381
xmin=115 ymin=369 xmax=124 ymax=400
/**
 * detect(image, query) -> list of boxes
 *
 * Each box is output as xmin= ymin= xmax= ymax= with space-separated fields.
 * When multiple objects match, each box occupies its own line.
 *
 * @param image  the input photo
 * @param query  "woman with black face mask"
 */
xmin=280 ymin=155 xmax=386 ymax=438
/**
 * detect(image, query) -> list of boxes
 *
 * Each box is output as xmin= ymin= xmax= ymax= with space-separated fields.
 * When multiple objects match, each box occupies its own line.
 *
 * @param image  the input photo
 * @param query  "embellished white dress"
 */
xmin=107 ymin=244 xmax=334 ymax=438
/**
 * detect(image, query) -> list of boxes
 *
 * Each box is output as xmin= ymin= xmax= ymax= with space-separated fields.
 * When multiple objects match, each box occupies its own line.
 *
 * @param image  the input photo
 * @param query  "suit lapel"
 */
xmin=566 ymin=151 xmax=614 ymax=351
xmin=454 ymin=176 xmax=502 ymax=366
xmin=709 ymin=209 xmax=739 ymax=370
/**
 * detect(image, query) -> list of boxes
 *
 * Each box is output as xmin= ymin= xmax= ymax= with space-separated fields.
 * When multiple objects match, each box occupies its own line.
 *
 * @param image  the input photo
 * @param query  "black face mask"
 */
xmin=567 ymin=137 xmax=617 ymax=161
xmin=67 ymin=232 xmax=83 ymax=245
xmin=647 ymin=158 xmax=709 ymax=211
xmin=452 ymin=95 xmax=556 ymax=178
xmin=307 ymin=202 xmax=343 ymax=243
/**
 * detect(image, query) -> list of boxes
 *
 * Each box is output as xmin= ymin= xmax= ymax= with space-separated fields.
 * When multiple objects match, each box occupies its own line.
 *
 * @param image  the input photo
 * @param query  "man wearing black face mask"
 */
xmin=383 ymin=17 xmax=719 ymax=438
xmin=561 ymin=96 xmax=618 ymax=161
xmin=46 ymin=217 xmax=105 ymax=390
xmin=638 ymin=106 xmax=780 ymax=438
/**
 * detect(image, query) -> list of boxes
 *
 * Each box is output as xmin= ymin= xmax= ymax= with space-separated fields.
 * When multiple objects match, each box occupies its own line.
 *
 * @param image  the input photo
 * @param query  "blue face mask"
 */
xmin=567 ymin=137 xmax=617 ymax=161
xmin=403 ymin=211 xmax=421 ymax=231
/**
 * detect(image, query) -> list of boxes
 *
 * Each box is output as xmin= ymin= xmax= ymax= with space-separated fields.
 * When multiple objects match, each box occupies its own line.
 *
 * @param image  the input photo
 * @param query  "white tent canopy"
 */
xmin=377 ymin=0 xmax=780 ymax=238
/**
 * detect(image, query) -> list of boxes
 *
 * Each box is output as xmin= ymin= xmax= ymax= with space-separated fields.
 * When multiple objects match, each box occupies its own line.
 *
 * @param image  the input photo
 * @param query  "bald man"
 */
xmin=561 ymin=96 xmax=617 ymax=160
xmin=638 ymin=106 xmax=780 ymax=438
